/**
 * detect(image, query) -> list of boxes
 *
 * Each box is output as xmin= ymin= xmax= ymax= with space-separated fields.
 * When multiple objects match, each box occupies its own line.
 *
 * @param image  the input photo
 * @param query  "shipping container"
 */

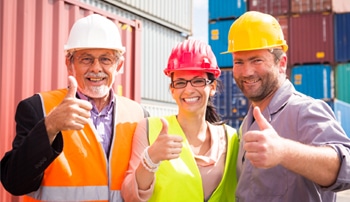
xmin=214 ymin=70 xmax=249 ymax=130
xmin=291 ymin=0 xmax=350 ymax=14
xmin=326 ymin=99 xmax=350 ymax=138
xmin=83 ymin=0 xmax=192 ymax=34
xmin=291 ymin=64 xmax=334 ymax=99
xmin=208 ymin=19 xmax=235 ymax=68
xmin=209 ymin=0 xmax=247 ymax=20
xmin=335 ymin=63 xmax=350 ymax=103
xmin=141 ymin=102 xmax=178 ymax=117
xmin=334 ymin=13 xmax=350 ymax=63
xmin=248 ymin=0 xmax=289 ymax=16
xmin=0 ymin=0 xmax=142 ymax=201
xmin=81 ymin=0 xmax=189 ymax=104
xmin=289 ymin=12 xmax=334 ymax=65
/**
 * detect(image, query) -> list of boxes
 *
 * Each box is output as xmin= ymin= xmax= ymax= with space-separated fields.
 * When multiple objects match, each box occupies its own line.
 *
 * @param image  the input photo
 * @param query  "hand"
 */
xmin=243 ymin=106 xmax=285 ymax=168
xmin=148 ymin=117 xmax=183 ymax=163
xmin=45 ymin=76 xmax=93 ymax=141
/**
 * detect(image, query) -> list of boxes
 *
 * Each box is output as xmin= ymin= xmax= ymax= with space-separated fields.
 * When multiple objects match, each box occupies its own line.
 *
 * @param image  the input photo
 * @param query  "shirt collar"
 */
xmin=77 ymin=89 xmax=115 ymax=113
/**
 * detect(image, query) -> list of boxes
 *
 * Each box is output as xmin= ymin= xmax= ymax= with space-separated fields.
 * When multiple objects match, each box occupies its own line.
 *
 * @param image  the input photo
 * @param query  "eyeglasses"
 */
xmin=171 ymin=78 xmax=212 ymax=89
xmin=75 ymin=54 xmax=117 ymax=66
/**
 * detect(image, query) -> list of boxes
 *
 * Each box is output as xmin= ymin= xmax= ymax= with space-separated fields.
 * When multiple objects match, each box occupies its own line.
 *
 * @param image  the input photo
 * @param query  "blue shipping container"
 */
xmin=330 ymin=99 xmax=350 ymax=138
xmin=209 ymin=20 xmax=235 ymax=68
xmin=334 ymin=13 xmax=350 ymax=63
xmin=291 ymin=64 xmax=333 ymax=99
xmin=214 ymin=70 xmax=249 ymax=130
xmin=209 ymin=0 xmax=247 ymax=20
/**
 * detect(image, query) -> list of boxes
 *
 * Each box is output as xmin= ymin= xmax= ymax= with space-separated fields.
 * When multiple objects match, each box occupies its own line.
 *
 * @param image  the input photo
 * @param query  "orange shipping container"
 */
xmin=0 ymin=0 xmax=142 ymax=201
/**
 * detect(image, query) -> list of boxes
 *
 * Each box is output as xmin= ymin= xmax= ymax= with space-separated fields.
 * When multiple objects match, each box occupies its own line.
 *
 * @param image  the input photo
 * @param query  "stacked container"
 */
xmin=249 ymin=0 xmax=350 ymax=136
xmin=208 ymin=0 xmax=248 ymax=130
xmin=209 ymin=0 xmax=350 ymax=135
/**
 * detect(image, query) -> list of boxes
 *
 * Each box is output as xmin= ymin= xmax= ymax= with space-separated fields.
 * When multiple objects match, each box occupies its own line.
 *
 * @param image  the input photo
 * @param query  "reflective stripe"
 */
xmin=110 ymin=190 xmax=123 ymax=202
xmin=27 ymin=186 xmax=109 ymax=201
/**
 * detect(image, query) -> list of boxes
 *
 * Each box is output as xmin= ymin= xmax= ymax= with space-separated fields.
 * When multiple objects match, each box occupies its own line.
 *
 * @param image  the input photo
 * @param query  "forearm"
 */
xmin=135 ymin=163 xmax=156 ymax=190
xmin=1 ymin=120 xmax=62 ymax=195
xmin=281 ymin=139 xmax=340 ymax=186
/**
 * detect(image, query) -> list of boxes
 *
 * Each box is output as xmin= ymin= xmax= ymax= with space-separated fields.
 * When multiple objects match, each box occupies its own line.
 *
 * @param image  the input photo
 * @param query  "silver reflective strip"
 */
xmin=110 ymin=190 xmax=123 ymax=202
xmin=27 ymin=185 xmax=109 ymax=201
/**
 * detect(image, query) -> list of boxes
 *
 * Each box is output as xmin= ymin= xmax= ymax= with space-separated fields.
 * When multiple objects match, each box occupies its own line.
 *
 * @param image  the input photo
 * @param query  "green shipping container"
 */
xmin=335 ymin=63 xmax=350 ymax=104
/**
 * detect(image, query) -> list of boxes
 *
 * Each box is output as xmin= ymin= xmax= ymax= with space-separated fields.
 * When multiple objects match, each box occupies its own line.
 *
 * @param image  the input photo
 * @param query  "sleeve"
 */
xmin=0 ymin=94 xmax=63 ymax=195
xmin=298 ymin=99 xmax=350 ymax=191
xmin=121 ymin=118 xmax=155 ymax=202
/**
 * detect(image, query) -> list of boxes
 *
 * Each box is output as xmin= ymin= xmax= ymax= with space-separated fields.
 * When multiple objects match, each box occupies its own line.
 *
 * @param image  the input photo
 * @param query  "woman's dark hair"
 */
xmin=206 ymin=73 xmax=226 ymax=125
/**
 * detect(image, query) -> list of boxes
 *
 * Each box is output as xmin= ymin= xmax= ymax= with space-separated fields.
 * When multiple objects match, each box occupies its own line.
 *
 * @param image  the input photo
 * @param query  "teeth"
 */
xmin=245 ymin=79 xmax=258 ymax=83
xmin=184 ymin=97 xmax=199 ymax=102
xmin=89 ymin=78 xmax=103 ymax=81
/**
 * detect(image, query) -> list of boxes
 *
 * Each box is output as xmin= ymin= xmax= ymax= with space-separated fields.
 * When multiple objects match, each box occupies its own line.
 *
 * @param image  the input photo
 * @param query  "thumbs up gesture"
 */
xmin=147 ymin=118 xmax=183 ymax=164
xmin=45 ymin=76 xmax=93 ymax=142
xmin=243 ymin=106 xmax=285 ymax=168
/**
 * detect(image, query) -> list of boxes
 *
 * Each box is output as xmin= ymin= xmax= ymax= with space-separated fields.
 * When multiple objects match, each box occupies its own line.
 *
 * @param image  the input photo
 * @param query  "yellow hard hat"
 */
xmin=224 ymin=11 xmax=288 ymax=53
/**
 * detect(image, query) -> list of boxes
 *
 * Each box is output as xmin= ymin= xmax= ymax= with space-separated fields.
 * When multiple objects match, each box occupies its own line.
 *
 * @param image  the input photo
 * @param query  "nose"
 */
xmin=90 ymin=58 xmax=103 ymax=72
xmin=234 ymin=63 xmax=254 ymax=77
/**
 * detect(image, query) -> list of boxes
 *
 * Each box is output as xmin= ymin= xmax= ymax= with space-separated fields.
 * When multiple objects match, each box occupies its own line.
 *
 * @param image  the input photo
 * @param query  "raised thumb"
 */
xmin=66 ymin=76 xmax=78 ymax=98
xmin=159 ymin=117 xmax=169 ymax=136
xmin=253 ymin=106 xmax=272 ymax=131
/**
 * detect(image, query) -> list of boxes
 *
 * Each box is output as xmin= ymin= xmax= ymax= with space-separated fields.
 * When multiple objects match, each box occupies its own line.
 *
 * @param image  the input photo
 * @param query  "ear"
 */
xmin=209 ymin=80 xmax=217 ymax=96
xmin=116 ymin=59 xmax=124 ymax=72
xmin=279 ymin=55 xmax=287 ymax=74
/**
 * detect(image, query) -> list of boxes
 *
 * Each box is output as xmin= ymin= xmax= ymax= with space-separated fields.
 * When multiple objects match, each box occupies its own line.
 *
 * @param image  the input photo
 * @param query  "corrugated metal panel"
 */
xmin=332 ymin=0 xmax=350 ymax=13
xmin=80 ymin=0 xmax=186 ymax=103
xmin=335 ymin=63 xmax=350 ymax=103
xmin=291 ymin=0 xmax=350 ymax=14
xmin=208 ymin=20 xmax=235 ymax=68
xmin=141 ymin=102 xmax=178 ymax=117
xmin=248 ymin=0 xmax=289 ymax=16
xmin=209 ymin=0 xmax=247 ymax=20
xmin=214 ymin=70 xmax=249 ymax=130
xmin=333 ymin=99 xmax=350 ymax=137
xmin=291 ymin=64 xmax=334 ymax=99
xmin=289 ymin=13 xmax=334 ymax=65
xmin=0 ymin=0 xmax=141 ymax=201
xmin=325 ymin=98 xmax=350 ymax=137
xmin=85 ymin=0 xmax=192 ymax=34
xmin=334 ymin=13 xmax=350 ymax=63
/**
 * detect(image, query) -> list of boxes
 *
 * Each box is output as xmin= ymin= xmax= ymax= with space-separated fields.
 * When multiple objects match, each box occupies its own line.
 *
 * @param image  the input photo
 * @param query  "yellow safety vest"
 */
xmin=23 ymin=89 xmax=145 ymax=202
xmin=147 ymin=115 xmax=238 ymax=202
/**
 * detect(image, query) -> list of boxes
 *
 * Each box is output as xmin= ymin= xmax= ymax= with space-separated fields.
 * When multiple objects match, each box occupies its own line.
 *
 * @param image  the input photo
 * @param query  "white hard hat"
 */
xmin=64 ymin=14 xmax=125 ymax=54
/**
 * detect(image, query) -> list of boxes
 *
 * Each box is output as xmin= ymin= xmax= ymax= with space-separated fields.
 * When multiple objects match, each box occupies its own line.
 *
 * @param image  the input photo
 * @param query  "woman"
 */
xmin=121 ymin=39 xmax=239 ymax=202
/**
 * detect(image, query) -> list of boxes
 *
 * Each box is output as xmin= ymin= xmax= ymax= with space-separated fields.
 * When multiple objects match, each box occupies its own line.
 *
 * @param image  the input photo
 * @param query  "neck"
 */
xmin=94 ymin=98 xmax=110 ymax=112
xmin=177 ymin=114 xmax=210 ymax=155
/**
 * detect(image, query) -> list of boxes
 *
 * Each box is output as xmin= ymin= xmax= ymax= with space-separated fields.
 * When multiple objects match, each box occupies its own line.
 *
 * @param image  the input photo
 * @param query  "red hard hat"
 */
xmin=164 ymin=39 xmax=221 ymax=78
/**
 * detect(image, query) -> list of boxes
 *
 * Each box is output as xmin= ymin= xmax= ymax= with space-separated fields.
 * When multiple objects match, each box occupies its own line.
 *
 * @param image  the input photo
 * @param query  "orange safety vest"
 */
xmin=23 ymin=89 xmax=145 ymax=202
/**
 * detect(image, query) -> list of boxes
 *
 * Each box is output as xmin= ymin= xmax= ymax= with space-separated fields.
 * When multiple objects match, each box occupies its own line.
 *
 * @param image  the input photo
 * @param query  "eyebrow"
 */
xmin=234 ymin=55 xmax=262 ymax=62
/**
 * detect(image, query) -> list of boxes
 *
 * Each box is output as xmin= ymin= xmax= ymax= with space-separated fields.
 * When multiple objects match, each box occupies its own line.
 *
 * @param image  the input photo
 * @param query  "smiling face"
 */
xmin=66 ymin=48 xmax=123 ymax=99
xmin=232 ymin=49 xmax=286 ymax=103
xmin=170 ymin=70 xmax=217 ymax=115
